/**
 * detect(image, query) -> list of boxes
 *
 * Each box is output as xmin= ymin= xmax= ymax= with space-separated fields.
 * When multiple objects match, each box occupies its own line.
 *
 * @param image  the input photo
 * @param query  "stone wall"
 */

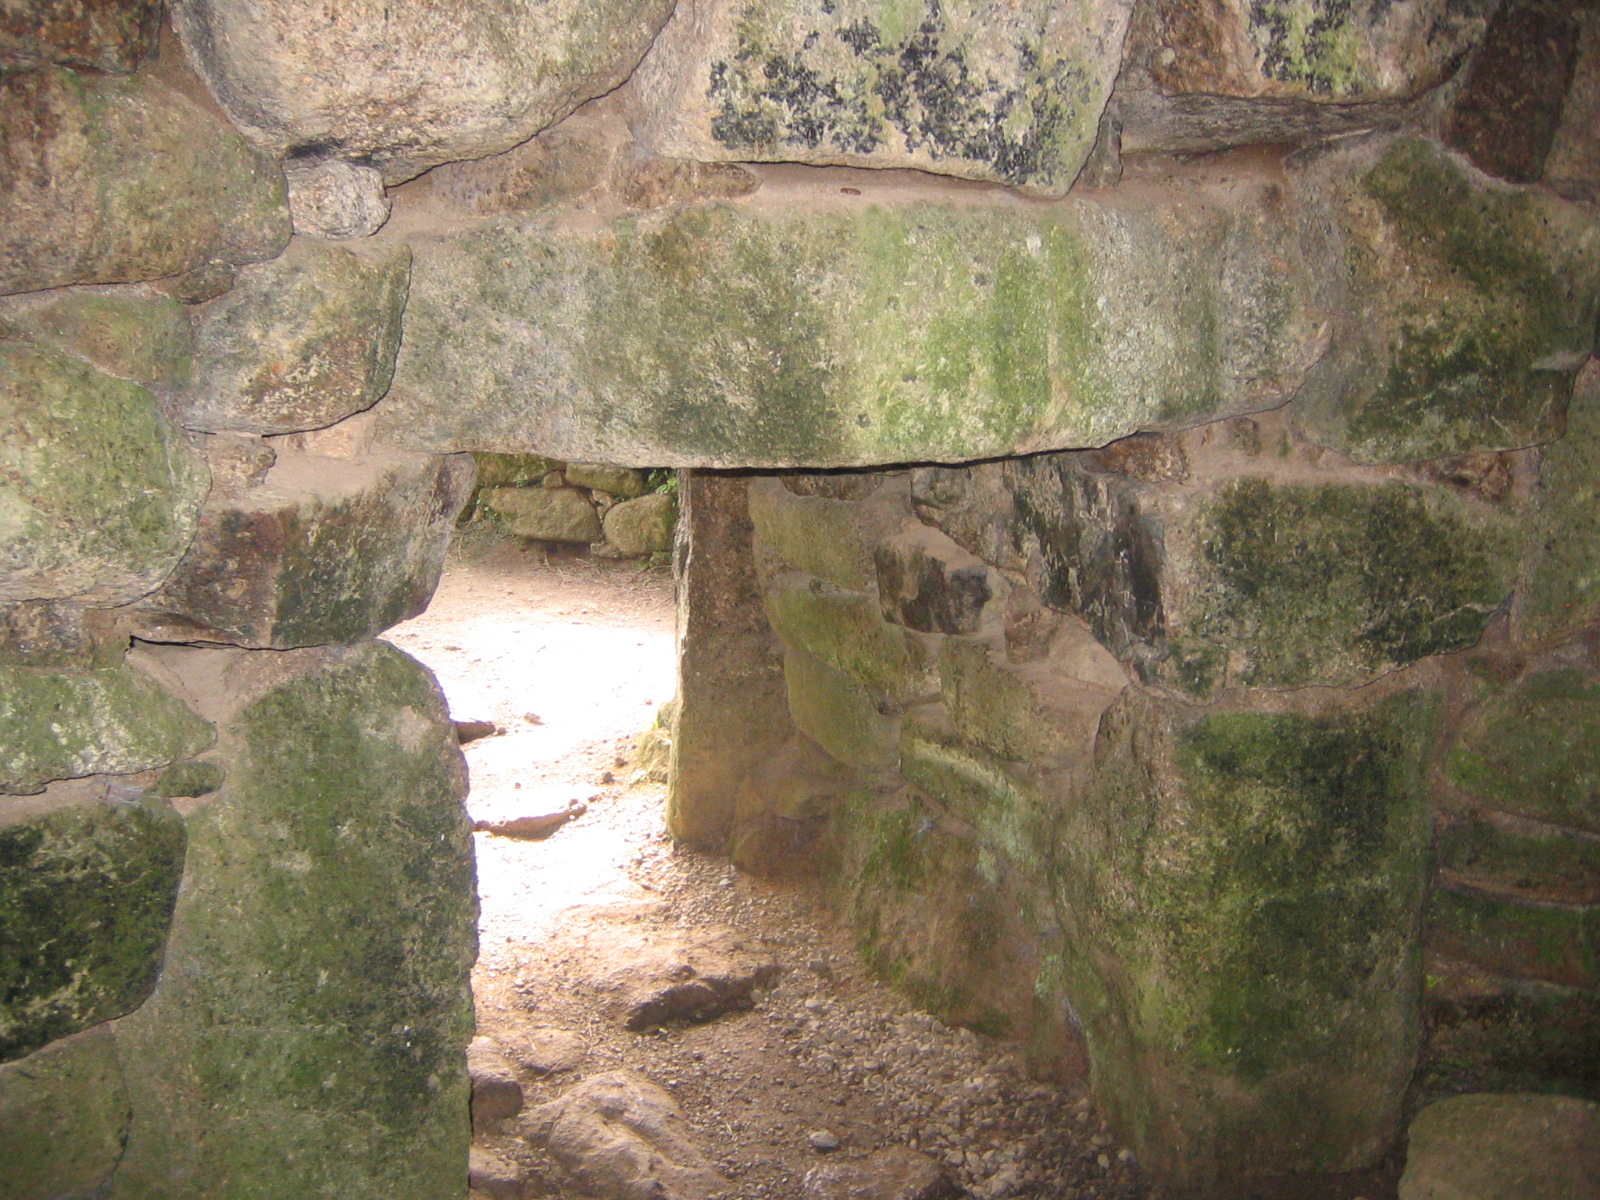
xmin=1 ymin=0 xmax=1596 ymax=1198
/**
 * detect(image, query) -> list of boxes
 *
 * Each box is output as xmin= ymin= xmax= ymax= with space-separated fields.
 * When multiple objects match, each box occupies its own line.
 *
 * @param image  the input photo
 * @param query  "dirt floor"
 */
xmin=386 ymin=534 xmax=1394 ymax=1200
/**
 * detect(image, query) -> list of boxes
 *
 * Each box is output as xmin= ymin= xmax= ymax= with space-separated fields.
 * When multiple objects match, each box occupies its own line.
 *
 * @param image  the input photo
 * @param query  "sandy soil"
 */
xmin=386 ymin=536 xmax=1162 ymax=1200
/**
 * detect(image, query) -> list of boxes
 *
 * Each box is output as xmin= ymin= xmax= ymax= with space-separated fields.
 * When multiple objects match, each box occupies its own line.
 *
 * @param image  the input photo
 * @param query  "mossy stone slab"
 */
xmin=1447 ymin=668 xmax=1600 ymax=834
xmin=1427 ymin=885 xmax=1598 ymax=992
xmin=1057 ymin=689 xmax=1436 ymax=1190
xmin=748 ymin=478 xmax=883 ymax=592
xmin=0 ymin=285 xmax=193 ymax=393
xmin=0 ymin=343 xmax=209 ymax=607
xmin=378 ymin=183 xmax=1322 ymax=467
xmin=1517 ymin=363 xmax=1600 ymax=647
xmin=766 ymin=572 xmax=931 ymax=705
xmin=470 ymin=452 xmax=563 ymax=489
xmin=1291 ymin=136 xmax=1600 ymax=463
xmin=138 ymin=450 xmax=475 ymax=649
xmin=0 ymin=796 xmax=186 ymax=1063
xmin=629 ymin=0 xmax=1133 ymax=195
xmin=0 ymin=1026 xmax=130 ymax=1200
xmin=0 ymin=662 xmax=213 ymax=794
xmin=1125 ymin=0 xmax=1492 ymax=103
xmin=185 ymin=238 xmax=412 ymax=435
xmin=1167 ymin=477 xmax=1517 ymax=694
xmin=1400 ymin=1093 xmax=1600 ymax=1200
xmin=0 ymin=66 xmax=288 ymax=296
xmin=107 ymin=641 xmax=475 ymax=1200
xmin=1437 ymin=815 xmax=1600 ymax=905
xmin=784 ymin=648 xmax=899 ymax=773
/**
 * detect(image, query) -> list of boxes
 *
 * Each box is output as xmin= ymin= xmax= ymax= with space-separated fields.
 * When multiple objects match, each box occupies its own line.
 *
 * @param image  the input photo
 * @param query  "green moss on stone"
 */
xmin=3 ymin=286 xmax=193 ymax=392
xmin=0 ymin=662 xmax=214 ymax=794
xmin=939 ymin=637 xmax=1072 ymax=764
xmin=382 ymin=192 xmax=1320 ymax=467
xmin=0 ymin=1027 xmax=130 ymax=1198
xmin=1447 ymin=669 xmax=1600 ymax=834
xmin=1055 ymin=690 xmax=1436 ymax=1185
xmin=747 ymin=480 xmax=880 ymax=591
xmin=153 ymin=760 xmax=227 ymax=800
xmin=1185 ymin=478 xmax=1515 ymax=692
xmin=1304 ymin=137 xmax=1600 ymax=462
xmin=107 ymin=642 xmax=475 ymax=1200
xmin=0 ymin=797 xmax=187 ymax=1063
xmin=1427 ymin=885 xmax=1597 ymax=991
xmin=1519 ymin=370 xmax=1600 ymax=646
xmin=1437 ymin=815 xmax=1600 ymax=904
xmin=765 ymin=573 xmax=930 ymax=703
xmin=0 ymin=343 xmax=210 ymax=607
xmin=783 ymin=648 xmax=899 ymax=772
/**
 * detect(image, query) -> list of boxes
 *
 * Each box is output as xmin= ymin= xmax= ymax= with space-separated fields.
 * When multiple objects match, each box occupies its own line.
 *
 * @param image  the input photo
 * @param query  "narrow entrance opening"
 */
xmin=388 ymin=456 xmax=1154 ymax=1200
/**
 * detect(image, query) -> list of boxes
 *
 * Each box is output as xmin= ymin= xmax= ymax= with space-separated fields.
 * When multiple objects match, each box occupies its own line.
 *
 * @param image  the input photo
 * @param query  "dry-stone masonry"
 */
xmin=0 ymin=1 xmax=1596 ymax=1199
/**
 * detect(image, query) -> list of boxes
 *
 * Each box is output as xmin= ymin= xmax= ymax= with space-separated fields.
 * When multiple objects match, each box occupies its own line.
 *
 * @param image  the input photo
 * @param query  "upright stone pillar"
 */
xmin=667 ymin=472 xmax=791 ymax=848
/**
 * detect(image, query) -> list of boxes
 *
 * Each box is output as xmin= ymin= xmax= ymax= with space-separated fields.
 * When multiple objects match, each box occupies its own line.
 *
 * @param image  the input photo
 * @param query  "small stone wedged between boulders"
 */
xmin=1399 ymin=1092 xmax=1600 ymax=1200
xmin=522 ymin=1069 xmax=728 ymax=1200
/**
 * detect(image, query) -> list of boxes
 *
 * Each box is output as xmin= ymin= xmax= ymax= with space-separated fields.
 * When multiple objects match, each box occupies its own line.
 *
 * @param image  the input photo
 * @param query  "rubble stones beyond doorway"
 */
xmin=1 ymin=2 xmax=1597 ymax=1199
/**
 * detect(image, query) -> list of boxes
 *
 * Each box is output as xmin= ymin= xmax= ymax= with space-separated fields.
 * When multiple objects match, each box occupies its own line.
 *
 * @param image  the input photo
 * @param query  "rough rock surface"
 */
xmin=1399 ymin=1093 xmax=1600 ymax=1200
xmin=469 ymin=1036 xmax=525 ymax=1126
xmin=802 ymin=1145 xmax=958 ymax=1199
xmin=0 ymin=792 xmax=188 ymax=1059
xmin=1290 ymin=136 xmax=1600 ymax=463
xmin=0 ymin=342 xmax=210 ymax=607
xmin=604 ymin=492 xmax=678 ymax=557
xmin=380 ymin=173 xmax=1323 ymax=467
xmin=481 ymin=485 xmax=604 ymax=544
xmin=0 ymin=1027 xmax=130 ymax=1198
xmin=170 ymin=0 xmax=677 ymax=183
xmin=524 ymin=1070 xmax=730 ymax=1200
xmin=1545 ymin=6 xmax=1600 ymax=202
xmin=0 ymin=661 xmax=213 ymax=795
xmin=184 ymin=238 xmax=412 ymax=435
xmin=284 ymin=160 xmax=391 ymax=239
xmin=628 ymin=0 xmax=1134 ymax=195
xmin=594 ymin=925 xmax=783 ymax=1031
xmin=1122 ymin=0 xmax=1491 ymax=104
xmin=0 ymin=284 xmax=194 ymax=395
xmin=0 ymin=0 xmax=161 ymax=73
xmin=0 ymin=65 xmax=289 ymax=296
xmin=566 ymin=462 xmax=647 ymax=499
xmin=137 ymin=448 xmax=474 ymax=649
xmin=1058 ymin=686 xmax=1435 ymax=1191
xmin=107 ymin=640 xmax=475 ymax=1200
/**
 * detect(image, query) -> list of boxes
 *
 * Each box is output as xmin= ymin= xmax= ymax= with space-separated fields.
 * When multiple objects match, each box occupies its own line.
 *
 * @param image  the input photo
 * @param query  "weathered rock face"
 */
xmin=138 ymin=447 xmax=474 ymax=649
xmin=1290 ymin=136 xmax=1600 ymax=464
xmin=0 ymin=1027 xmax=130 ymax=1199
xmin=1517 ymin=362 xmax=1600 ymax=647
xmin=0 ymin=342 xmax=210 ymax=607
xmin=0 ymin=660 xmax=213 ymax=794
xmin=107 ymin=640 xmax=475 ymax=1200
xmin=1399 ymin=1093 xmax=1600 ymax=1200
xmin=0 ymin=791 xmax=189 ymax=1060
xmin=1546 ymin=6 xmax=1600 ymax=203
xmin=628 ymin=0 xmax=1134 ymax=195
xmin=0 ymin=0 xmax=161 ymax=73
xmin=1124 ymin=0 xmax=1491 ymax=103
xmin=382 ymin=175 xmax=1323 ymax=466
xmin=0 ymin=284 xmax=194 ymax=395
xmin=481 ymin=484 xmax=603 ymax=544
xmin=1065 ymin=688 xmax=1434 ymax=1190
xmin=524 ymin=1070 xmax=729 ymax=1200
xmin=170 ymin=0 xmax=677 ymax=183
xmin=184 ymin=238 xmax=412 ymax=435
xmin=0 ymin=66 xmax=289 ymax=296
xmin=604 ymin=492 xmax=678 ymax=557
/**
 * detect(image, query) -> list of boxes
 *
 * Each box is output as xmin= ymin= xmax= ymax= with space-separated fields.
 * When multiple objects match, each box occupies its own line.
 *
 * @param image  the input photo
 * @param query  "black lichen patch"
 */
xmin=706 ymin=1 xmax=1092 ymax=189
xmin=0 ymin=796 xmax=186 ymax=1063
xmin=1247 ymin=0 xmax=1357 ymax=96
